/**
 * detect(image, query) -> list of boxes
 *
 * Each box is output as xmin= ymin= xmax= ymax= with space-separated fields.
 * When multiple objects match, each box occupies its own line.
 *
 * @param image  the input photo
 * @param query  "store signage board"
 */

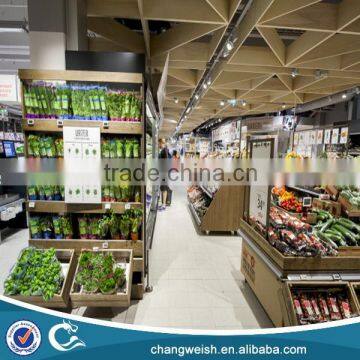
xmin=0 ymin=75 xmax=19 ymax=102
xmin=248 ymin=139 xmax=273 ymax=228
xmin=309 ymin=131 xmax=316 ymax=145
xmin=63 ymin=126 xmax=101 ymax=204
xmin=157 ymin=53 xmax=169 ymax=127
xmin=324 ymin=129 xmax=331 ymax=144
xmin=332 ymin=128 xmax=339 ymax=144
xmin=340 ymin=127 xmax=348 ymax=144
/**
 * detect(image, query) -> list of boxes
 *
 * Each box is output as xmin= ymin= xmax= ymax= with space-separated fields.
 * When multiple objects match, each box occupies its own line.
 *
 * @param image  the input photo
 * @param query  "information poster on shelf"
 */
xmin=249 ymin=140 xmax=273 ymax=228
xmin=324 ymin=129 xmax=331 ymax=144
xmin=63 ymin=126 xmax=101 ymax=203
xmin=317 ymin=129 xmax=324 ymax=144
xmin=340 ymin=127 xmax=348 ymax=144
xmin=293 ymin=132 xmax=299 ymax=146
xmin=331 ymin=128 xmax=339 ymax=144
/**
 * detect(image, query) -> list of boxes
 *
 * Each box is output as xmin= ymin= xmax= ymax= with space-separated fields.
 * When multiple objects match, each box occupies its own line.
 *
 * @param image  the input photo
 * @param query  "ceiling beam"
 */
xmin=87 ymin=0 xmax=140 ymax=18
xmin=230 ymin=46 xmax=282 ymax=67
xmin=87 ymin=17 xmax=145 ymax=53
xmin=205 ymin=0 xmax=229 ymax=22
xmin=259 ymin=0 xmax=321 ymax=23
xmin=341 ymin=51 xmax=360 ymax=70
xmin=167 ymin=69 xmax=197 ymax=87
xmin=337 ymin=0 xmax=360 ymax=31
xmin=137 ymin=0 xmax=151 ymax=57
xmin=151 ymin=23 xmax=222 ymax=57
xmin=257 ymin=26 xmax=286 ymax=65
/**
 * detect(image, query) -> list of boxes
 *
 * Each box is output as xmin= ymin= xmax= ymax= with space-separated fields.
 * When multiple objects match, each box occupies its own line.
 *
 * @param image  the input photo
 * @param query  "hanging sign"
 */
xmin=324 ymin=129 xmax=331 ymax=144
xmin=63 ymin=127 xmax=101 ymax=203
xmin=0 ymin=75 xmax=19 ymax=102
xmin=317 ymin=130 xmax=324 ymax=145
xmin=340 ymin=127 xmax=348 ymax=144
xmin=331 ymin=128 xmax=339 ymax=144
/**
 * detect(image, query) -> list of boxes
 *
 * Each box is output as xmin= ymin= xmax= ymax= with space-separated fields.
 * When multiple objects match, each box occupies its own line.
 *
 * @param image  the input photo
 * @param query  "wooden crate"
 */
xmin=338 ymin=196 xmax=360 ymax=218
xmin=239 ymin=219 xmax=360 ymax=272
xmin=5 ymin=249 xmax=76 ymax=308
xmin=282 ymin=281 xmax=360 ymax=326
xmin=70 ymin=249 xmax=133 ymax=307
xmin=349 ymin=282 xmax=360 ymax=311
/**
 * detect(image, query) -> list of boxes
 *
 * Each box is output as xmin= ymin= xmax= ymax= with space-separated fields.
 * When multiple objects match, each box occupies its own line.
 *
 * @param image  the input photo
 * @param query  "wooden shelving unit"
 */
xmin=26 ymin=201 xmax=142 ymax=214
xmin=20 ymin=69 xmax=146 ymax=304
xmin=188 ymin=186 xmax=245 ymax=233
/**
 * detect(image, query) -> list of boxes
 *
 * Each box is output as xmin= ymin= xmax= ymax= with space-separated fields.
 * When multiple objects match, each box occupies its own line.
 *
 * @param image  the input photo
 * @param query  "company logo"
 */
xmin=48 ymin=320 xmax=86 ymax=352
xmin=6 ymin=320 xmax=41 ymax=356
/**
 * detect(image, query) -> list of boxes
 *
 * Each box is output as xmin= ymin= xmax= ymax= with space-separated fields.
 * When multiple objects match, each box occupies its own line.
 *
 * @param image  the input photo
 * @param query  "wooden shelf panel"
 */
xmin=19 ymin=69 xmax=142 ymax=84
xmin=26 ymin=201 xmax=142 ymax=214
xmin=22 ymin=119 xmax=143 ymax=135
xmin=29 ymin=239 xmax=143 ymax=256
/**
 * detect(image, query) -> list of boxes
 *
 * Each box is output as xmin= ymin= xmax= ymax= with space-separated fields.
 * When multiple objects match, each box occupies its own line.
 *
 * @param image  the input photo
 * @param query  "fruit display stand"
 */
xmin=5 ymin=249 xmax=77 ymax=308
xmin=187 ymin=185 xmax=245 ymax=234
xmin=19 ymin=69 xmax=146 ymax=303
xmin=70 ymin=249 xmax=133 ymax=308
xmin=239 ymin=138 xmax=360 ymax=327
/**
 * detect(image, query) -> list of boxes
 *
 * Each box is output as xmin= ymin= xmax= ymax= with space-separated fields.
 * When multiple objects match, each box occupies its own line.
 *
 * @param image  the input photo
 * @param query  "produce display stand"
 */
xmin=188 ymin=185 xmax=245 ymax=234
xmin=70 ymin=249 xmax=133 ymax=308
xmin=239 ymin=138 xmax=360 ymax=327
xmin=5 ymin=249 xmax=77 ymax=308
xmin=19 ymin=69 xmax=146 ymax=303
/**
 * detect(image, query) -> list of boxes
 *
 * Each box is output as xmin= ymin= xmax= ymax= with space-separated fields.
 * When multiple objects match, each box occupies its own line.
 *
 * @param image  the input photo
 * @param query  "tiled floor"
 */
xmin=0 ymin=187 xmax=273 ymax=329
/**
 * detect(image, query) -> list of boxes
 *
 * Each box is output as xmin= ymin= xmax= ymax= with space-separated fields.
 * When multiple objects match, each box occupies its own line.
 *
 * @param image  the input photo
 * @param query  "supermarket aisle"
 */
xmin=134 ymin=186 xmax=273 ymax=329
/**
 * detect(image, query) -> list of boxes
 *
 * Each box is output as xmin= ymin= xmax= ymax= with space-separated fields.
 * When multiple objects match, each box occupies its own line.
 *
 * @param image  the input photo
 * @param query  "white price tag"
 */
xmin=27 ymin=119 xmax=34 ymax=126
xmin=92 ymin=246 xmax=100 ymax=252
xmin=333 ymin=274 xmax=341 ymax=280
xmin=57 ymin=119 xmax=64 ymax=127
xmin=320 ymin=194 xmax=330 ymax=200
xmin=302 ymin=197 xmax=312 ymax=207
xmin=28 ymin=201 xmax=35 ymax=208
xmin=125 ymin=203 xmax=131 ymax=210
xmin=103 ymin=121 xmax=109 ymax=129
xmin=102 ymin=241 xmax=109 ymax=249
xmin=105 ymin=203 xmax=111 ymax=210
xmin=300 ymin=274 xmax=309 ymax=280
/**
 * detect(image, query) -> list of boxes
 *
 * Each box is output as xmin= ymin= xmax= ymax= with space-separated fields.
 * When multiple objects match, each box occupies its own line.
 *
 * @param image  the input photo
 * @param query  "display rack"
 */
xmin=19 ymin=69 xmax=146 ymax=303
xmin=188 ymin=185 xmax=245 ymax=234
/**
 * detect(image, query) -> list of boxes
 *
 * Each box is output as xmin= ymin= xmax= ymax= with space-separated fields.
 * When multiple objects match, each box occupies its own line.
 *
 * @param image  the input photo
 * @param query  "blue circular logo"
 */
xmin=6 ymin=320 xmax=41 ymax=356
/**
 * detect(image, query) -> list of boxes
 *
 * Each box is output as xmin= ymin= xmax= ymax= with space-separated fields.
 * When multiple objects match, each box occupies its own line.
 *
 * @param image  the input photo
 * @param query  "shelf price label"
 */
xmin=28 ymin=201 xmax=35 ymax=208
xmin=125 ymin=203 xmax=131 ymax=210
xmin=105 ymin=203 xmax=111 ymax=210
xmin=102 ymin=241 xmax=109 ymax=249
xmin=249 ymin=186 xmax=269 ymax=227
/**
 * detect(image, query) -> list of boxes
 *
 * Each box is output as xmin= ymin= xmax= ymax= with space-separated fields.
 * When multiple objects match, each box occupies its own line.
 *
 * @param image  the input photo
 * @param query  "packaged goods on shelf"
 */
xmin=28 ymin=185 xmax=64 ymax=201
xmin=30 ymin=209 xmax=142 ymax=241
xmin=272 ymin=186 xmax=302 ymax=213
xmin=4 ymin=248 xmax=64 ymax=301
xmin=23 ymin=83 xmax=141 ymax=122
xmin=27 ymin=134 xmax=63 ymax=157
xmin=187 ymin=186 xmax=211 ymax=219
xmin=290 ymin=287 xmax=357 ymax=325
xmin=101 ymin=137 xmax=140 ymax=158
xmin=101 ymin=185 xmax=141 ymax=203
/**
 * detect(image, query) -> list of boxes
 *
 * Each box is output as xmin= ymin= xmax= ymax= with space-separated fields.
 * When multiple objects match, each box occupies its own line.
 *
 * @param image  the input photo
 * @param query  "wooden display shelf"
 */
xmin=338 ymin=196 xmax=360 ymax=217
xmin=26 ymin=201 xmax=142 ymax=214
xmin=19 ymin=69 xmax=142 ymax=84
xmin=29 ymin=239 xmax=143 ymax=256
xmin=70 ymin=249 xmax=133 ymax=308
xmin=282 ymin=281 xmax=360 ymax=326
xmin=5 ymin=249 xmax=77 ymax=308
xmin=325 ymin=185 xmax=339 ymax=200
xmin=22 ymin=119 xmax=143 ymax=135
xmin=191 ymin=186 xmax=245 ymax=233
xmin=239 ymin=218 xmax=360 ymax=272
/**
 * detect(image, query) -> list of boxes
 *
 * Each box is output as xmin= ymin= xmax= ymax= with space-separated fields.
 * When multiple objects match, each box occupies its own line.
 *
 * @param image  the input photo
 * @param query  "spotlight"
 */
xmin=218 ymin=118 xmax=221 ymax=123
xmin=203 ymin=83 xmax=208 ymax=89
xmin=207 ymin=78 xmax=211 ymax=86
xmin=194 ymin=94 xmax=199 ymax=100
xmin=186 ymin=107 xmax=191 ymax=114
xmin=174 ymin=97 xmax=179 ymax=104
xmin=225 ymin=40 xmax=234 ymax=52
xmin=291 ymin=68 xmax=299 ymax=78
xmin=342 ymin=93 xmax=347 ymax=99
xmin=282 ymin=103 xmax=286 ymax=109
xmin=220 ymin=100 xmax=225 ymax=106
xmin=241 ymin=100 xmax=247 ymax=107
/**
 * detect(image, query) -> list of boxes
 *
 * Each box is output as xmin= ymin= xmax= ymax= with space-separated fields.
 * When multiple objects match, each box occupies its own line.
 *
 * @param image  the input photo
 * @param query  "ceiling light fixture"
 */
xmin=225 ymin=40 xmax=234 ymax=52
xmin=342 ymin=93 xmax=347 ymax=99
xmin=186 ymin=107 xmax=191 ymax=114
xmin=174 ymin=97 xmax=179 ymax=104
xmin=207 ymin=78 xmax=211 ymax=86
xmin=220 ymin=100 xmax=225 ymax=106
xmin=291 ymin=68 xmax=299 ymax=78
xmin=241 ymin=100 xmax=247 ymax=107
xmin=203 ymin=83 xmax=208 ymax=89
xmin=282 ymin=103 xmax=286 ymax=109
xmin=194 ymin=94 xmax=199 ymax=100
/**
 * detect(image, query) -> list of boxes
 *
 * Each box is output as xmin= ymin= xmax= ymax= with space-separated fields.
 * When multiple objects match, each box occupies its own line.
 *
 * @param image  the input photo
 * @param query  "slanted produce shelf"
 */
xmin=282 ymin=281 xmax=360 ymax=326
xmin=286 ymin=186 xmax=322 ymax=198
xmin=26 ymin=201 xmax=142 ymax=214
xmin=29 ymin=239 xmax=143 ymax=257
xmin=338 ymin=196 xmax=360 ymax=217
xmin=5 ymin=249 xmax=77 ymax=308
xmin=239 ymin=219 xmax=360 ymax=272
xmin=200 ymin=185 xmax=214 ymax=199
xmin=187 ymin=199 xmax=202 ymax=227
xmin=22 ymin=119 xmax=143 ymax=135
xmin=70 ymin=249 xmax=133 ymax=308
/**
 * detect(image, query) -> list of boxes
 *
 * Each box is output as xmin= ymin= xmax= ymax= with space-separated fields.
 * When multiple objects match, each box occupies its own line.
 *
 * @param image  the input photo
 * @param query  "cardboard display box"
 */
xmin=312 ymin=198 xmax=341 ymax=217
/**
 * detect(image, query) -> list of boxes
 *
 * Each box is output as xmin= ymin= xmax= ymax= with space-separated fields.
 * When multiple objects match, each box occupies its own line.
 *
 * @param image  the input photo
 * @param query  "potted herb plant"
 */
xmin=61 ymin=215 xmax=73 ymax=239
xmin=129 ymin=209 xmax=142 ymax=241
xmin=78 ymin=216 xmax=88 ymax=239
xmin=119 ymin=214 xmax=131 ymax=240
